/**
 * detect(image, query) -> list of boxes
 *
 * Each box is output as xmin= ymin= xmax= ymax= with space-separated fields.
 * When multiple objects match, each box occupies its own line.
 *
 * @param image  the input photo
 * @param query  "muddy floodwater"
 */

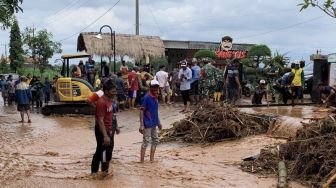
xmin=0 ymin=100 xmax=316 ymax=188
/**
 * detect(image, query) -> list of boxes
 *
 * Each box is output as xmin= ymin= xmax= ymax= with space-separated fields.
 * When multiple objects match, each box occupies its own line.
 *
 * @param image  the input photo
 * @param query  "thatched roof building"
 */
xmin=77 ymin=32 xmax=165 ymax=61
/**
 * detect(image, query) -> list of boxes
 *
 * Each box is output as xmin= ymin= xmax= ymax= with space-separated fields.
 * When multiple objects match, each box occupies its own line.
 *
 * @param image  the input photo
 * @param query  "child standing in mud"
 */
xmin=139 ymin=80 xmax=162 ymax=163
xmin=91 ymin=79 xmax=119 ymax=175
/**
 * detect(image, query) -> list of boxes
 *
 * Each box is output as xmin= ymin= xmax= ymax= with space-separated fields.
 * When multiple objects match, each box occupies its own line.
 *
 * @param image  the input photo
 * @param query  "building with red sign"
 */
xmin=163 ymin=39 xmax=254 ymax=68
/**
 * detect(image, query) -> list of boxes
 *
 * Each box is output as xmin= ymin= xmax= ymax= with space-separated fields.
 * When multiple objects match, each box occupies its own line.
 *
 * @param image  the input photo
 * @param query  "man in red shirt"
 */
xmin=128 ymin=67 xmax=139 ymax=109
xmin=91 ymin=79 xmax=118 ymax=175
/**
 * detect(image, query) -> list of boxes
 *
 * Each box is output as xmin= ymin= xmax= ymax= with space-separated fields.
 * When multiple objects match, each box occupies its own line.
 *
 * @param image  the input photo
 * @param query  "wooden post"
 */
xmin=278 ymin=161 xmax=287 ymax=188
xmin=323 ymin=173 xmax=336 ymax=188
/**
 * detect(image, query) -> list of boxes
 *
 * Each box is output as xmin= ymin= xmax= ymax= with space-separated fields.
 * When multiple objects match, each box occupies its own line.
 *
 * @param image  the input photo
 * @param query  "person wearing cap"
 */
xmin=291 ymin=61 xmax=304 ymax=104
xmin=15 ymin=76 xmax=32 ymax=123
xmin=252 ymin=80 xmax=269 ymax=105
xmin=178 ymin=61 xmax=192 ymax=113
xmin=139 ymin=79 xmax=162 ymax=163
xmin=318 ymin=83 xmax=336 ymax=107
xmin=274 ymin=72 xmax=295 ymax=104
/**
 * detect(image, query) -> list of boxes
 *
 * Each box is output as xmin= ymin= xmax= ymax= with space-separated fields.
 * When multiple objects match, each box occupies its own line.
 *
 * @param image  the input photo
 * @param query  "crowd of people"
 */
xmin=2 ymin=57 xmax=336 ymax=178
xmin=0 ymin=73 xmax=58 ymax=122
xmin=0 ymin=73 xmax=56 ymax=107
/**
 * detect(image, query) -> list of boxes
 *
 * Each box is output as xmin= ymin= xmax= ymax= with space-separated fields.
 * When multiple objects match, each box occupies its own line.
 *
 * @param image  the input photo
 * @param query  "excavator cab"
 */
xmin=42 ymin=52 xmax=95 ymax=115
xmin=58 ymin=52 xmax=94 ymax=102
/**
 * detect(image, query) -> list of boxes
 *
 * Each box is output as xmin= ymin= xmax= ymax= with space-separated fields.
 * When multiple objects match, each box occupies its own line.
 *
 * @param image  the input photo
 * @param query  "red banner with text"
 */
xmin=215 ymin=50 xmax=247 ymax=60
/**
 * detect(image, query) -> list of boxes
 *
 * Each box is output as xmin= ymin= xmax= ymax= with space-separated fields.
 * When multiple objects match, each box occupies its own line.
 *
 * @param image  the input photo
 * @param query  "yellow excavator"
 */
xmin=42 ymin=52 xmax=95 ymax=115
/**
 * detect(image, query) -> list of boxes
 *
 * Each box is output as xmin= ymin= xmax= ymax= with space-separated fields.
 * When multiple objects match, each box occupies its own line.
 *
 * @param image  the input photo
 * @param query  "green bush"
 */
xmin=150 ymin=57 xmax=168 ymax=73
xmin=17 ymin=67 xmax=59 ymax=80
xmin=194 ymin=49 xmax=217 ymax=60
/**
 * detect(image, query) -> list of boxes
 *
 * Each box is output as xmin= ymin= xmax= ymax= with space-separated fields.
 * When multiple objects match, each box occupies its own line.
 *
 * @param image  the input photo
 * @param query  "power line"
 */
xmin=144 ymin=0 xmax=163 ymax=35
xmin=58 ymin=0 xmax=121 ymax=42
xmin=45 ymin=0 xmax=91 ymax=26
xmin=140 ymin=8 xmax=297 ymax=28
xmin=236 ymin=15 xmax=325 ymax=39
xmin=49 ymin=0 xmax=82 ymax=19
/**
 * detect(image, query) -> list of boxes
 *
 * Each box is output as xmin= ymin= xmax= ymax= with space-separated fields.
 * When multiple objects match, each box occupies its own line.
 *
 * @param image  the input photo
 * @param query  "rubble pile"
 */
xmin=241 ymin=115 xmax=336 ymax=187
xmin=283 ymin=115 xmax=336 ymax=187
xmin=241 ymin=146 xmax=281 ymax=175
xmin=160 ymin=103 xmax=275 ymax=142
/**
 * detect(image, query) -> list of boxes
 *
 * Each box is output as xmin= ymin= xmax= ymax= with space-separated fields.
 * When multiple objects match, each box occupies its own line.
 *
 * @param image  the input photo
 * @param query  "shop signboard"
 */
xmin=215 ymin=36 xmax=247 ymax=59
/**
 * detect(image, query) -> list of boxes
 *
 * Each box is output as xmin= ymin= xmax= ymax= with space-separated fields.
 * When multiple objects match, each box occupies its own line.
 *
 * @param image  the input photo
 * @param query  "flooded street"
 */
xmin=0 ymin=100 xmax=311 ymax=188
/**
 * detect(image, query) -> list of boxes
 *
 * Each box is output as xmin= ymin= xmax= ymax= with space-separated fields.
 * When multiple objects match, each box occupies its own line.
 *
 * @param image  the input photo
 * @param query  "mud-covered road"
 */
xmin=0 ymin=100 xmax=317 ymax=188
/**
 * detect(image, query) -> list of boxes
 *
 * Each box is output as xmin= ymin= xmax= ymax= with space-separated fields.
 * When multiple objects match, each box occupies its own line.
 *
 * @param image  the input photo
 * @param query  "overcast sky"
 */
xmin=0 ymin=0 xmax=335 ymax=67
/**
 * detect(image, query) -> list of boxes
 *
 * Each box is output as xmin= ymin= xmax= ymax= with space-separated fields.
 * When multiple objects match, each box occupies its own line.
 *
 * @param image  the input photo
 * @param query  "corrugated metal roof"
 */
xmin=163 ymin=40 xmax=254 ymax=51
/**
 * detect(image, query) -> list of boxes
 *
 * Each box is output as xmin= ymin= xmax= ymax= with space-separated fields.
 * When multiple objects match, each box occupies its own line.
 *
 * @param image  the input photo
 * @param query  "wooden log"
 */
xmin=323 ymin=173 xmax=336 ymax=188
xmin=303 ymin=117 xmax=325 ymax=120
xmin=278 ymin=161 xmax=287 ymax=188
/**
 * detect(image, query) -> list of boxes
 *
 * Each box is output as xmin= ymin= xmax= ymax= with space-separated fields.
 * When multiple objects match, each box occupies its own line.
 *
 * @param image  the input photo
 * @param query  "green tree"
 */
xmin=0 ymin=0 xmax=23 ymax=29
xmin=299 ymin=0 xmax=336 ymax=18
xmin=194 ymin=49 xmax=217 ymax=60
xmin=22 ymin=27 xmax=62 ymax=76
xmin=150 ymin=57 xmax=168 ymax=73
xmin=270 ymin=51 xmax=288 ymax=68
xmin=9 ymin=18 xmax=24 ymax=72
xmin=247 ymin=44 xmax=272 ymax=58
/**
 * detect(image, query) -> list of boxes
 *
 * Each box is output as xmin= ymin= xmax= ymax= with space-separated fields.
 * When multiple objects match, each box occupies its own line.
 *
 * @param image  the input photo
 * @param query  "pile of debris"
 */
xmin=160 ymin=103 xmax=275 ymax=142
xmin=241 ymin=146 xmax=281 ymax=175
xmin=241 ymin=115 xmax=336 ymax=187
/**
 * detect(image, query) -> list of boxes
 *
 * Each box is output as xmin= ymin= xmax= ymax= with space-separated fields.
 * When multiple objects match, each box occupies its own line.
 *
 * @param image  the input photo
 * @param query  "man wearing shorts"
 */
xmin=15 ymin=76 xmax=32 ymax=123
xmin=139 ymin=80 xmax=162 ymax=163
xmin=156 ymin=65 xmax=171 ymax=105
xmin=128 ymin=67 xmax=139 ymax=109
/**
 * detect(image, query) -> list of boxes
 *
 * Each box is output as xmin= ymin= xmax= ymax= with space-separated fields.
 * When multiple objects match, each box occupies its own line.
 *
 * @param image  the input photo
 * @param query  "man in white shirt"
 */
xmin=155 ymin=65 xmax=171 ymax=105
xmin=178 ymin=61 xmax=192 ymax=113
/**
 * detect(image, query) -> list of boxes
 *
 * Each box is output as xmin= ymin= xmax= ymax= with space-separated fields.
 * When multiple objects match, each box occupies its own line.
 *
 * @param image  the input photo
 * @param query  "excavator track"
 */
xmin=42 ymin=103 xmax=94 ymax=116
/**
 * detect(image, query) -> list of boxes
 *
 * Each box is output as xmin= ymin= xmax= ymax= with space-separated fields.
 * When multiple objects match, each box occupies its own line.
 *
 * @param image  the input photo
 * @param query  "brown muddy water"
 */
xmin=240 ymin=105 xmax=330 ymax=139
xmin=0 ymin=100 xmax=314 ymax=188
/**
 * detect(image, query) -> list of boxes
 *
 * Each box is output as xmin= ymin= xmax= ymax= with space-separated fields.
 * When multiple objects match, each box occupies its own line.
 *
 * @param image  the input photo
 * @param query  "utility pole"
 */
xmin=136 ymin=0 xmax=139 ymax=35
